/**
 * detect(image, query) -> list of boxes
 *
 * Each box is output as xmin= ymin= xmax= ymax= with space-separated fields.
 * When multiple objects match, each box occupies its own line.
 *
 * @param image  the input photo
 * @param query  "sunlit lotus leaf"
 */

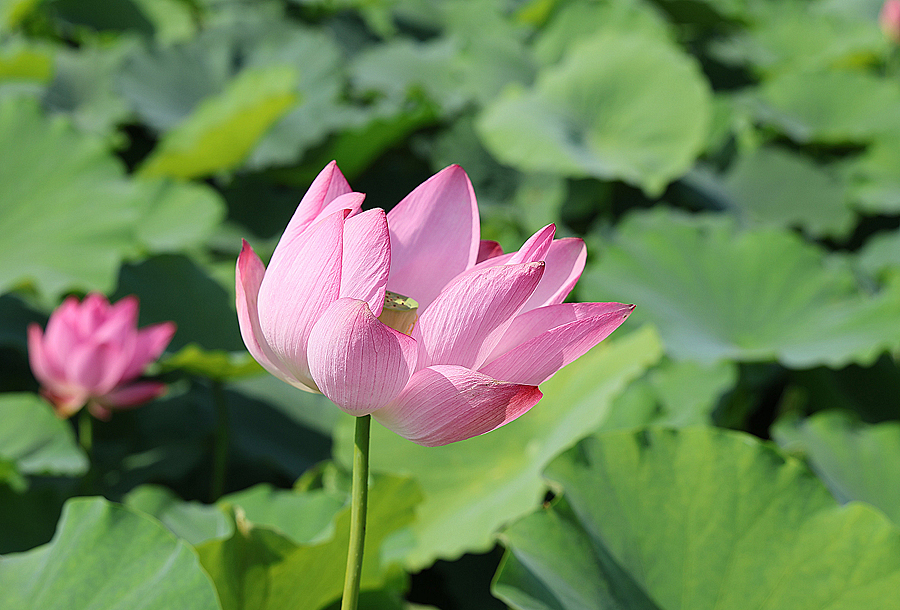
xmin=582 ymin=208 xmax=900 ymax=367
xmin=494 ymin=427 xmax=900 ymax=610
xmin=478 ymin=30 xmax=710 ymax=195
xmin=0 ymin=497 xmax=221 ymax=610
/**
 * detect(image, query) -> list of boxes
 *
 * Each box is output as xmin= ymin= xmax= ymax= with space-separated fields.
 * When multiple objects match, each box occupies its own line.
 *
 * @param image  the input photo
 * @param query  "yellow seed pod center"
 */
xmin=377 ymin=291 xmax=419 ymax=335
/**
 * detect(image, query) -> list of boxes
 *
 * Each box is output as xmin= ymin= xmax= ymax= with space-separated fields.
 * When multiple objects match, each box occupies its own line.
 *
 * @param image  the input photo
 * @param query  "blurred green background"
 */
xmin=2 ymin=0 xmax=900 ymax=608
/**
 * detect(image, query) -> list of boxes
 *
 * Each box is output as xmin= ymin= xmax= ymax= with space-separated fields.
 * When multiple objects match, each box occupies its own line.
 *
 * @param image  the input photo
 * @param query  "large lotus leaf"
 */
xmin=749 ymin=69 xmax=900 ymax=144
xmin=493 ymin=427 xmax=900 ymax=610
xmin=334 ymin=325 xmax=663 ymax=570
xmin=221 ymin=484 xmax=344 ymax=545
xmin=113 ymin=254 xmax=244 ymax=351
xmin=124 ymin=484 xmax=233 ymax=545
xmin=710 ymin=8 xmax=885 ymax=76
xmin=842 ymin=138 xmax=900 ymax=214
xmin=116 ymin=37 xmax=230 ymax=131
xmin=533 ymin=0 xmax=671 ymax=67
xmin=477 ymin=30 xmax=711 ymax=196
xmin=582 ymin=208 xmax=900 ymax=367
xmin=243 ymin=21 xmax=367 ymax=169
xmin=0 ymin=96 xmax=145 ymax=296
xmin=0 ymin=96 xmax=232 ymax=299
xmin=160 ymin=344 xmax=262 ymax=382
xmin=351 ymin=1 xmax=533 ymax=116
xmin=135 ymin=179 xmax=225 ymax=252
xmin=857 ymin=228 xmax=900 ymax=279
xmin=0 ymin=393 xmax=87 ymax=476
xmin=43 ymin=41 xmax=133 ymax=137
xmin=773 ymin=410 xmax=900 ymax=527
xmin=138 ymin=65 xmax=298 ymax=179
xmin=600 ymin=357 xmax=737 ymax=432
xmin=1 ymin=0 xmax=42 ymax=31
xmin=724 ymin=145 xmax=853 ymax=238
xmin=0 ymin=496 xmax=221 ymax=610
xmin=196 ymin=475 xmax=420 ymax=610
xmin=0 ymin=42 xmax=52 ymax=84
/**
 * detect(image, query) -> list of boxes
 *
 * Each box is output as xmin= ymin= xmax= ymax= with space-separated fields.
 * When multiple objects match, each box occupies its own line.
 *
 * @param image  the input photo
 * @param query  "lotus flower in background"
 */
xmin=237 ymin=162 xmax=633 ymax=446
xmin=882 ymin=0 xmax=900 ymax=42
xmin=28 ymin=293 xmax=176 ymax=419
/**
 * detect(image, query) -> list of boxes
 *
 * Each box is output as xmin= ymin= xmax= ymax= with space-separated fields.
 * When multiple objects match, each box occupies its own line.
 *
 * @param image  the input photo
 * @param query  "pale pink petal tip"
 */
xmin=373 ymin=365 xmax=542 ymax=446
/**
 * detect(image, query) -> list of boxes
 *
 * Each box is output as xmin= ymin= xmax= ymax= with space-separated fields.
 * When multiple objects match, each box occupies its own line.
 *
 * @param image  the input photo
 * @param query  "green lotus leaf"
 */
xmin=0 ymin=496 xmax=221 ymax=610
xmin=773 ymin=410 xmax=900 ymax=527
xmin=494 ymin=427 xmax=900 ymax=610
xmin=478 ymin=30 xmax=711 ymax=195
xmin=582 ymin=208 xmax=900 ymax=367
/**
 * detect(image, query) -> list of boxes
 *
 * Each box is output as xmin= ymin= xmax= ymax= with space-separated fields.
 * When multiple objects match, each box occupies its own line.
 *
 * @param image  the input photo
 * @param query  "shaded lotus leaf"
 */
xmin=196 ymin=475 xmax=420 ymax=610
xmin=582 ymin=208 xmax=900 ymax=367
xmin=138 ymin=65 xmax=298 ymax=179
xmin=334 ymin=326 xmax=663 ymax=569
xmin=0 ymin=393 xmax=87 ymax=476
xmin=493 ymin=427 xmax=900 ymax=610
xmin=749 ymin=69 xmax=900 ymax=144
xmin=773 ymin=410 xmax=900 ymax=527
xmin=221 ymin=484 xmax=344 ymax=545
xmin=478 ymin=30 xmax=710 ymax=195
xmin=724 ymin=145 xmax=853 ymax=238
xmin=0 ymin=496 xmax=221 ymax=610
xmin=124 ymin=484 xmax=233 ymax=545
xmin=160 ymin=344 xmax=263 ymax=382
xmin=842 ymin=138 xmax=900 ymax=214
xmin=43 ymin=41 xmax=133 ymax=137
xmin=857 ymin=228 xmax=900 ymax=280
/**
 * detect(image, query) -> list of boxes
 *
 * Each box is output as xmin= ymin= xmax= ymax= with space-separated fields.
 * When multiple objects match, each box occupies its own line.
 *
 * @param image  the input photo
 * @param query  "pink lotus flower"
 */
xmin=237 ymin=162 xmax=633 ymax=446
xmin=28 ymin=293 xmax=176 ymax=419
xmin=882 ymin=0 xmax=900 ymax=42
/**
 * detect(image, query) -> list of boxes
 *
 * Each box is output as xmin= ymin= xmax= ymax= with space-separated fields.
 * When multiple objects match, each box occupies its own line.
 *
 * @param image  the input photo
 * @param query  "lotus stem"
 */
xmin=341 ymin=414 xmax=371 ymax=610
xmin=210 ymin=380 xmax=229 ymax=501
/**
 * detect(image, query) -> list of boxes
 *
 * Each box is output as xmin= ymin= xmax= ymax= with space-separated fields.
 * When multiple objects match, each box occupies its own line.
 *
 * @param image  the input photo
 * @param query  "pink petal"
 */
xmin=269 ymin=192 xmax=364 ymax=273
xmin=508 ymin=224 xmax=556 ymax=265
xmin=465 ymin=224 xmax=556 ymax=271
xmin=476 ymin=240 xmax=503 ymax=263
xmin=280 ymin=161 xmax=352 ymax=242
xmin=480 ymin=302 xmax=635 ymax=385
xmin=372 ymin=365 xmax=542 ymax=446
xmin=236 ymin=240 xmax=318 ymax=392
xmin=121 ymin=321 xmax=176 ymax=380
xmin=27 ymin=324 xmax=52 ymax=387
xmin=92 ymin=295 xmax=139 ymax=344
xmin=64 ymin=336 xmax=133 ymax=396
xmin=386 ymin=165 xmax=480 ymax=308
xmin=29 ymin=324 xmax=81 ymax=405
xmin=78 ymin=293 xmax=111 ymax=335
xmin=100 ymin=380 xmax=168 ymax=409
xmin=257 ymin=210 xmax=347 ymax=387
xmin=523 ymin=238 xmax=587 ymax=312
xmin=340 ymin=209 xmax=391 ymax=317
xmin=415 ymin=262 xmax=544 ymax=370
xmin=318 ymin=191 xmax=364 ymax=221
xmin=43 ymin=296 xmax=80 ymax=366
xmin=307 ymin=298 xmax=417 ymax=416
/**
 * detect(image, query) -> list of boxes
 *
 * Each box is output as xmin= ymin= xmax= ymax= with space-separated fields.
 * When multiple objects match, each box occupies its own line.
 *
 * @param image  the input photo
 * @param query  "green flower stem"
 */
xmin=78 ymin=409 xmax=96 ymax=493
xmin=341 ymin=414 xmax=371 ymax=610
xmin=78 ymin=408 xmax=93 ymax=456
xmin=210 ymin=380 xmax=229 ymax=502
